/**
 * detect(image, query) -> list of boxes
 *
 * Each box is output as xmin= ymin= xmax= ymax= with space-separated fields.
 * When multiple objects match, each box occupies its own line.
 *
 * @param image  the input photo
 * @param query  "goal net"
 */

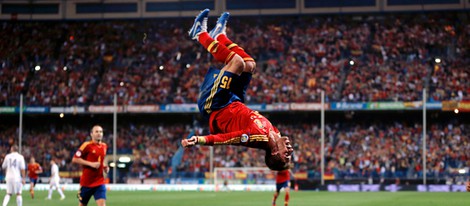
xmin=213 ymin=167 xmax=276 ymax=191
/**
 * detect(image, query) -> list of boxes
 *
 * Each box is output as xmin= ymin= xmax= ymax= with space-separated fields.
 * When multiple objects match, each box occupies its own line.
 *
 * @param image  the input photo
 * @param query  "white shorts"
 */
xmin=49 ymin=179 xmax=61 ymax=188
xmin=6 ymin=180 xmax=23 ymax=194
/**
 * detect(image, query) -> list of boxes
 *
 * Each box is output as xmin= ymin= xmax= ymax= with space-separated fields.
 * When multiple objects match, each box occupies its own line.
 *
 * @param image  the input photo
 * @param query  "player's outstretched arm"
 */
xmin=182 ymin=130 xmax=263 ymax=148
xmin=181 ymin=136 xmax=198 ymax=148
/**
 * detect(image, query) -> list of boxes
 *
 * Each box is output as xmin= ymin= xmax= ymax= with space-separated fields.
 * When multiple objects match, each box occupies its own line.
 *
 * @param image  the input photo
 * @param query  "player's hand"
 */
xmin=181 ymin=136 xmax=198 ymax=148
xmin=21 ymin=179 xmax=25 ymax=185
xmin=89 ymin=162 xmax=101 ymax=169
xmin=104 ymin=166 xmax=110 ymax=173
xmin=466 ymin=181 xmax=470 ymax=192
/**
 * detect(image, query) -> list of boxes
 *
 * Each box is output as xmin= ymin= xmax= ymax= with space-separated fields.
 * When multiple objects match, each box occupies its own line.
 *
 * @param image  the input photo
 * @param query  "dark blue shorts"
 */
xmin=29 ymin=178 xmax=38 ymax=186
xmin=276 ymin=181 xmax=289 ymax=192
xmin=78 ymin=185 xmax=106 ymax=205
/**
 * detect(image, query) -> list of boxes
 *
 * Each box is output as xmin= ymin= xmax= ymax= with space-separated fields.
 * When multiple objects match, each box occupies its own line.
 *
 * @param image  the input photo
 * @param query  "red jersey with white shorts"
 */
xmin=74 ymin=141 xmax=107 ymax=187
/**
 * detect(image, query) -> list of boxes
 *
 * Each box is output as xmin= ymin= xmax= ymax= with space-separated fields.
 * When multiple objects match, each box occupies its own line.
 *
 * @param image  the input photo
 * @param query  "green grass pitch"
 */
xmin=9 ymin=190 xmax=469 ymax=206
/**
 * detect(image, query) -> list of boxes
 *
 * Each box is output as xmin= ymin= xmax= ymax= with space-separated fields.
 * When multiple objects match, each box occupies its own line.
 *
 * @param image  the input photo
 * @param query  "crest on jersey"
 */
xmin=241 ymin=134 xmax=249 ymax=143
xmin=254 ymin=119 xmax=264 ymax=129
xmin=75 ymin=151 xmax=82 ymax=157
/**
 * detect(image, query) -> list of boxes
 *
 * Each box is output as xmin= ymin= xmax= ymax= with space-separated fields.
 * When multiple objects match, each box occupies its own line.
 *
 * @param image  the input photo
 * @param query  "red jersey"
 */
xmin=276 ymin=170 xmax=290 ymax=183
xmin=27 ymin=163 xmax=41 ymax=179
xmin=209 ymin=101 xmax=279 ymax=149
xmin=74 ymin=141 xmax=107 ymax=187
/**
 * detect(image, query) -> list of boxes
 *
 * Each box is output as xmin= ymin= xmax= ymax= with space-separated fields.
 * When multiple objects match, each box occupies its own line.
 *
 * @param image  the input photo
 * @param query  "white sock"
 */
xmin=2 ymin=195 xmax=10 ymax=206
xmin=58 ymin=188 xmax=65 ymax=198
xmin=16 ymin=195 xmax=22 ymax=206
xmin=47 ymin=188 xmax=53 ymax=199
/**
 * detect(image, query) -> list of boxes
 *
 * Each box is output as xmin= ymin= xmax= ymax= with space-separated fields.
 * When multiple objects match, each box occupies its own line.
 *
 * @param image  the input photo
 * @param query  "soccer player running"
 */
xmin=181 ymin=9 xmax=294 ymax=171
xmin=27 ymin=157 xmax=42 ymax=199
xmin=72 ymin=125 xmax=109 ymax=206
xmin=272 ymin=169 xmax=293 ymax=206
xmin=1 ymin=145 xmax=26 ymax=206
xmin=45 ymin=158 xmax=66 ymax=200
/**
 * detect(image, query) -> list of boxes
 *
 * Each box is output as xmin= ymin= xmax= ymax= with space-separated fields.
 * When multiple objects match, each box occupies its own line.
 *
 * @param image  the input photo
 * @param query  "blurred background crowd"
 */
xmin=0 ymin=11 xmax=469 ymax=184
xmin=1 ymin=13 xmax=468 ymax=106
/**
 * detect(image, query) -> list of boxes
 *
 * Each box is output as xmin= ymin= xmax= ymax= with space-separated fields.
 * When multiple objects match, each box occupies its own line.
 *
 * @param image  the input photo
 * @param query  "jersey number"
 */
xmin=220 ymin=76 xmax=232 ymax=89
xmin=9 ymin=159 xmax=17 ymax=167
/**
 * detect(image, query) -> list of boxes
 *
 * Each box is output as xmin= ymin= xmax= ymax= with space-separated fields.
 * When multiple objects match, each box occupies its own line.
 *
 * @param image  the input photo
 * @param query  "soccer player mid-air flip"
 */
xmin=181 ymin=9 xmax=294 ymax=171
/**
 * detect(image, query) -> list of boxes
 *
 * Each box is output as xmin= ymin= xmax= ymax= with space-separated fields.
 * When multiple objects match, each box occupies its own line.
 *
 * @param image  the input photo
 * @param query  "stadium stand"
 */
xmin=0 ymin=11 xmax=469 ymax=187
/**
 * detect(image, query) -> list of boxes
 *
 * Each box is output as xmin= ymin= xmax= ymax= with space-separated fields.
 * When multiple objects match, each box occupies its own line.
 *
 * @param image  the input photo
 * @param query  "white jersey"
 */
xmin=2 ymin=152 xmax=26 ymax=181
xmin=51 ymin=164 xmax=60 ymax=181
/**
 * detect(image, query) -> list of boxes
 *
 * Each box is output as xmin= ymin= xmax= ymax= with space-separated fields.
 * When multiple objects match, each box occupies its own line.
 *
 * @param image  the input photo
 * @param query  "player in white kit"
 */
xmin=1 ymin=145 xmax=26 ymax=206
xmin=46 ymin=158 xmax=66 ymax=200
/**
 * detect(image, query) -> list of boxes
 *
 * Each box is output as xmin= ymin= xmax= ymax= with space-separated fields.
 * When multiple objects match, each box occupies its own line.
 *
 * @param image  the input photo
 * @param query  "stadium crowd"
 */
xmin=0 ymin=12 xmax=469 ymax=185
xmin=1 ymin=13 xmax=469 ymax=106
xmin=0 ymin=117 xmax=468 ymax=183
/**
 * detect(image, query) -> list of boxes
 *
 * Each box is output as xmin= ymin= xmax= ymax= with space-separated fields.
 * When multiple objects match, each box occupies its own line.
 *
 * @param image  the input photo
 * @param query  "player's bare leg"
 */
xmin=96 ymin=198 xmax=106 ymax=206
xmin=29 ymin=185 xmax=34 ymax=199
xmin=272 ymin=191 xmax=279 ymax=206
xmin=284 ymin=186 xmax=290 ymax=206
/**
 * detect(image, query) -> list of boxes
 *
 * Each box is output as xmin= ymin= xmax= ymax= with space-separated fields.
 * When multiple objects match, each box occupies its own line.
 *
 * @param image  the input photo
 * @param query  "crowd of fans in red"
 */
xmin=1 ymin=13 xmax=468 ymax=106
xmin=0 ymin=116 xmax=467 ymax=182
xmin=0 ymin=12 xmax=468 ymax=182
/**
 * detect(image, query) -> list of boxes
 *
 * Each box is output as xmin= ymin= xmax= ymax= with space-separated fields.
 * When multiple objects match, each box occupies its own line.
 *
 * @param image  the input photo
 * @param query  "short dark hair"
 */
xmin=265 ymin=152 xmax=288 ymax=171
xmin=91 ymin=125 xmax=103 ymax=133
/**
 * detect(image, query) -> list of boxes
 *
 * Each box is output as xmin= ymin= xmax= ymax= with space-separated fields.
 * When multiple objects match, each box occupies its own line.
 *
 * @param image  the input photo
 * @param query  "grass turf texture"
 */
xmin=10 ymin=191 xmax=469 ymax=206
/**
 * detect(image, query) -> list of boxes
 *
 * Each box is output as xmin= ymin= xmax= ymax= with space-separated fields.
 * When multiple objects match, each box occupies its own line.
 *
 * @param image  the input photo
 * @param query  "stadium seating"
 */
xmin=1 ymin=13 xmax=468 ymax=106
xmin=0 ymin=12 xmax=468 ymax=184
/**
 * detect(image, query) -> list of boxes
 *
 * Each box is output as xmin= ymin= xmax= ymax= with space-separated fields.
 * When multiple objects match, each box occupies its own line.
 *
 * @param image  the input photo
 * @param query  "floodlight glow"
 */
xmin=119 ymin=156 xmax=131 ymax=163
xmin=176 ymin=52 xmax=181 ymax=61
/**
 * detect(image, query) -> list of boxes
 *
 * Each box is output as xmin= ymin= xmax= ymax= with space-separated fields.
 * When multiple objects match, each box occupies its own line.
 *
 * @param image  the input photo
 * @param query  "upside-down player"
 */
xmin=27 ymin=157 xmax=42 ymax=199
xmin=272 ymin=169 xmax=293 ymax=206
xmin=181 ymin=9 xmax=294 ymax=171
xmin=72 ymin=125 xmax=109 ymax=206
